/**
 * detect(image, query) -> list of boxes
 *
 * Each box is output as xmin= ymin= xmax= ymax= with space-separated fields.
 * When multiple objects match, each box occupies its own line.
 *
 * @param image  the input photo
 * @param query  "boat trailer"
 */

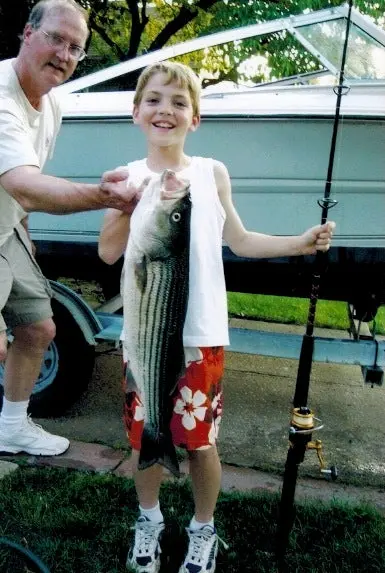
xmin=95 ymin=296 xmax=384 ymax=387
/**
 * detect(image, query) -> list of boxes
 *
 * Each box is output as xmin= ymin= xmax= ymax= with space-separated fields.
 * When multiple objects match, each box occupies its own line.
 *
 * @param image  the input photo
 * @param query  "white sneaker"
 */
xmin=126 ymin=516 xmax=164 ymax=573
xmin=179 ymin=526 xmax=228 ymax=573
xmin=0 ymin=416 xmax=70 ymax=455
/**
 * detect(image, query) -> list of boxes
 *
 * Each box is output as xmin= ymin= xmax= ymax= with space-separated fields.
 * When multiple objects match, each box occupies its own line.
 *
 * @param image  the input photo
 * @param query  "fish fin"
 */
xmin=134 ymin=257 xmax=147 ymax=291
xmin=138 ymin=424 xmax=180 ymax=478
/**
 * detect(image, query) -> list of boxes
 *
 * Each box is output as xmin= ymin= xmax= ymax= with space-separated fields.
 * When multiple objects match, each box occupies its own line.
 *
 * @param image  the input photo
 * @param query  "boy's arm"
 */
xmin=98 ymin=176 xmax=150 ymax=265
xmin=98 ymin=208 xmax=130 ymax=265
xmin=215 ymin=160 xmax=335 ymax=258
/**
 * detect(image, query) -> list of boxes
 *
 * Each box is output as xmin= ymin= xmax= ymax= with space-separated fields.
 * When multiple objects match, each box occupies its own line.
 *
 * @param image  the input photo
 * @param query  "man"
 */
xmin=0 ymin=0 xmax=139 ymax=456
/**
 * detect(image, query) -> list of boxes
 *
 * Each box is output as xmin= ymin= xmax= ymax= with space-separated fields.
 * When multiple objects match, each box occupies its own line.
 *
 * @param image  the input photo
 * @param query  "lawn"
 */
xmin=59 ymin=278 xmax=385 ymax=335
xmin=0 ymin=467 xmax=384 ymax=573
xmin=227 ymin=292 xmax=385 ymax=334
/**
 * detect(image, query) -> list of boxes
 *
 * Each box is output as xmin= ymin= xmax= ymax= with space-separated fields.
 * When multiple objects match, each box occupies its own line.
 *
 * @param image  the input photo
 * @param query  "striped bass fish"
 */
xmin=122 ymin=169 xmax=192 ymax=477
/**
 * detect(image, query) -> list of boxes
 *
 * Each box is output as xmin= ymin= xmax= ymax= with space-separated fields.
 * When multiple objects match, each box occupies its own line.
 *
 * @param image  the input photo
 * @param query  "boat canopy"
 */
xmin=57 ymin=3 xmax=385 ymax=96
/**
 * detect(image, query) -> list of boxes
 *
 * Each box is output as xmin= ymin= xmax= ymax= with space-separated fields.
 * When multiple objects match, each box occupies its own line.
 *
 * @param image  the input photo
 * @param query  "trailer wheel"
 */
xmin=350 ymin=293 xmax=380 ymax=323
xmin=0 ymin=299 xmax=95 ymax=418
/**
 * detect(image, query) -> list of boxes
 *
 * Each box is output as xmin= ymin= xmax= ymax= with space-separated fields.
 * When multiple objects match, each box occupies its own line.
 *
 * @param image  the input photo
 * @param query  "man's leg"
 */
xmin=0 ymin=227 xmax=70 ymax=456
xmin=3 ymin=318 xmax=55 ymax=400
xmin=0 ymin=318 xmax=70 ymax=456
xmin=0 ymin=331 xmax=7 ymax=362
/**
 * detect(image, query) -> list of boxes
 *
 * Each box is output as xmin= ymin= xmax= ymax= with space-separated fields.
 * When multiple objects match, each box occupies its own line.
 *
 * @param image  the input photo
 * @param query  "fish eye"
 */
xmin=171 ymin=212 xmax=181 ymax=222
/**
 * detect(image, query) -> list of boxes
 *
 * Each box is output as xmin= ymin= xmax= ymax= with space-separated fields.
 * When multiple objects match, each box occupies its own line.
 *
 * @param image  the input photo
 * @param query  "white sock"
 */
xmin=139 ymin=502 xmax=164 ymax=524
xmin=189 ymin=516 xmax=214 ymax=532
xmin=0 ymin=398 xmax=29 ymax=428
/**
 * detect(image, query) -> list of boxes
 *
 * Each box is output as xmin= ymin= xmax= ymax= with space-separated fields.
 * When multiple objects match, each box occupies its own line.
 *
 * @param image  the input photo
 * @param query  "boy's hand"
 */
xmin=99 ymin=167 xmax=150 ymax=214
xmin=300 ymin=221 xmax=336 ymax=255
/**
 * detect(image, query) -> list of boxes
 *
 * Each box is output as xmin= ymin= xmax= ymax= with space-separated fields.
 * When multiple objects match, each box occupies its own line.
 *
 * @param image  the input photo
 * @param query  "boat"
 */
xmin=3 ymin=3 xmax=384 ymax=417
xmin=30 ymin=3 xmax=385 ymax=317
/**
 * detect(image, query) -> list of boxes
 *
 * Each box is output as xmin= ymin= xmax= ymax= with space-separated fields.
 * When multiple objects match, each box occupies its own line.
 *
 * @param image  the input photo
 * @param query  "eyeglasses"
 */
xmin=40 ymin=30 xmax=86 ymax=62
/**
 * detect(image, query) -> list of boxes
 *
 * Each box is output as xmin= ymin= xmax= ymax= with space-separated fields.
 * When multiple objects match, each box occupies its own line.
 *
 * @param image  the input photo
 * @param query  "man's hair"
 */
xmin=133 ymin=61 xmax=201 ymax=117
xmin=27 ymin=0 xmax=89 ymax=29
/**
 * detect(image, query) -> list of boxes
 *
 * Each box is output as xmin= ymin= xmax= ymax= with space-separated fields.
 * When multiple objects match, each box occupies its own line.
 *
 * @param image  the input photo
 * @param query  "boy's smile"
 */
xmin=133 ymin=72 xmax=199 ymax=148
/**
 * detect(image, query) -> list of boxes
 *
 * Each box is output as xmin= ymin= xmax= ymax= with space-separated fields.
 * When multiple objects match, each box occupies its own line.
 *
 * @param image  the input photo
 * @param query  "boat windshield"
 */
xmin=58 ymin=4 xmax=385 ymax=95
xmin=298 ymin=18 xmax=385 ymax=81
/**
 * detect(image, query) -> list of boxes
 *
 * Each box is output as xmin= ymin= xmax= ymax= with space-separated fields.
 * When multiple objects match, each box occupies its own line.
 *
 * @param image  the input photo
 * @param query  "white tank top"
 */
xmin=125 ymin=156 xmax=229 ymax=346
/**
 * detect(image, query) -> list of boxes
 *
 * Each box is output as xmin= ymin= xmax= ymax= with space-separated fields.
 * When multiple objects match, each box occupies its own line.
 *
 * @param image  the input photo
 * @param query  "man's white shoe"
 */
xmin=0 ymin=416 xmax=70 ymax=455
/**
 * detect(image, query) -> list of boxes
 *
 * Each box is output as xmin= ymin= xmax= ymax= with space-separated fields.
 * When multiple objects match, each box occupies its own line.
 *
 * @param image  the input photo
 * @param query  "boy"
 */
xmin=98 ymin=61 xmax=335 ymax=573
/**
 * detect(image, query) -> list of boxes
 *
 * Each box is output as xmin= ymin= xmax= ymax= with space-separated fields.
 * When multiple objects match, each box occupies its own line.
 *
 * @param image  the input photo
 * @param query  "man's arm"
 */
xmin=0 ymin=165 xmax=139 ymax=214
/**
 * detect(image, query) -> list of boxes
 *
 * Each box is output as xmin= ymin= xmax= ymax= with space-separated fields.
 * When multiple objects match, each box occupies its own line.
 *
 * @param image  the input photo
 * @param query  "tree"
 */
xmin=198 ymin=1 xmax=385 ymax=85
xmin=0 ymin=0 xmax=35 ymax=60
xmin=1 ymin=0 xmax=384 ymax=88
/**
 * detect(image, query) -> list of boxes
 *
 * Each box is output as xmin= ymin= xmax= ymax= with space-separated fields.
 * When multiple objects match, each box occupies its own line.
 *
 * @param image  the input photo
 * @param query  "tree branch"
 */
xmin=126 ymin=0 xmax=149 ymax=59
xmin=89 ymin=13 xmax=126 ymax=59
xmin=147 ymin=0 xmax=219 ymax=52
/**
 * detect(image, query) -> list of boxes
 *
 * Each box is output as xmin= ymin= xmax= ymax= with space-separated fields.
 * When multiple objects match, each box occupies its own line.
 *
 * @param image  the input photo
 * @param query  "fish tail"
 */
xmin=138 ymin=424 xmax=180 ymax=478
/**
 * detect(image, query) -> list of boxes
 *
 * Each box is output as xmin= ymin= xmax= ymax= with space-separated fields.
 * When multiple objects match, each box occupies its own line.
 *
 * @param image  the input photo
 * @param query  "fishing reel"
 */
xmin=289 ymin=407 xmax=338 ymax=481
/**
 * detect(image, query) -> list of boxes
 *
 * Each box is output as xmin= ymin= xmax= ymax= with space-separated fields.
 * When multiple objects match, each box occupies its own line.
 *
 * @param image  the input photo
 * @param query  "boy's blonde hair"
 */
xmin=134 ymin=61 xmax=201 ymax=117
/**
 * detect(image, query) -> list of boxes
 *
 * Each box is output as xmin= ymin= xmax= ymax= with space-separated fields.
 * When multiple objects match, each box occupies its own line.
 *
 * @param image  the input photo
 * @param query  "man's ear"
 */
xmin=189 ymin=115 xmax=200 ymax=132
xmin=23 ymin=24 xmax=33 ymax=43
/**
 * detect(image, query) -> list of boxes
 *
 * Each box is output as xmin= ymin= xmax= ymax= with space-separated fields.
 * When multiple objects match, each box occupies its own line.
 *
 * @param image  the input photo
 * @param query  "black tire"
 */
xmin=349 ymin=293 xmax=380 ymax=323
xmin=0 ymin=299 xmax=95 ymax=418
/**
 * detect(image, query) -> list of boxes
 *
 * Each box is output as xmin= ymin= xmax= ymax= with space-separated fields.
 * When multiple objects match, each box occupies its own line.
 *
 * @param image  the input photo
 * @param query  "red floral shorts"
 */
xmin=122 ymin=346 xmax=224 ymax=452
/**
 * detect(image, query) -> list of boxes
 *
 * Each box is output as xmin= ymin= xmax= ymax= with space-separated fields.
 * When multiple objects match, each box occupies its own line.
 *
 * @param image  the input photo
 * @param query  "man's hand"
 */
xmin=99 ymin=167 xmax=150 ymax=214
xmin=300 ymin=221 xmax=336 ymax=255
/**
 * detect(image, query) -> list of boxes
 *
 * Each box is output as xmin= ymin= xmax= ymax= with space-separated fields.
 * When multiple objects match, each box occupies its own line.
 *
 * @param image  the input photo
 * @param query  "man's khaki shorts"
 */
xmin=0 ymin=224 xmax=53 ymax=332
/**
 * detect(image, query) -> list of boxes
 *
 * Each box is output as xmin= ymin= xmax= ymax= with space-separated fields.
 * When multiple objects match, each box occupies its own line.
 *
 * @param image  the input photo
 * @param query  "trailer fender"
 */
xmin=0 ymin=281 xmax=102 ymax=417
xmin=50 ymin=280 xmax=103 ymax=345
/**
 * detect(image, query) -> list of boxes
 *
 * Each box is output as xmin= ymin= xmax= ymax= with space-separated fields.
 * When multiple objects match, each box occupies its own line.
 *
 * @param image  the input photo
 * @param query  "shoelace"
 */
xmin=26 ymin=416 xmax=47 ymax=435
xmin=187 ymin=528 xmax=229 ymax=563
xmin=131 ymin=521 xmax=163 ymax=556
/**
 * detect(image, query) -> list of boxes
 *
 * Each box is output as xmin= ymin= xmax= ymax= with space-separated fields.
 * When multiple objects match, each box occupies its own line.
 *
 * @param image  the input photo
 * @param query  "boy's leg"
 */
xmin=123 ymin=385 xmax=165 ymax=573
xmin=189 ymin=446 xmax=221 ymax=523
xmin=131 ymin=449 xmax=164 ymax=510
xmin=127 ymin=450 xmax=165 ymax=573
xmin=178 ymin=448 xmax=222 ymax=573
xmin=171 ymin=347 xmax=224 ymax=573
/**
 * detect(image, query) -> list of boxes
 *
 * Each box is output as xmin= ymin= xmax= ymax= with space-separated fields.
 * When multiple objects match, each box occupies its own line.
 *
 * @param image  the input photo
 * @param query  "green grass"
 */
xmin=228 ymin=292 xmax=385 ymax=334
xmin=57 ymin=278 xmax=385 ymax=334
xmin=0 ymin=467 xmax=384 ymax=572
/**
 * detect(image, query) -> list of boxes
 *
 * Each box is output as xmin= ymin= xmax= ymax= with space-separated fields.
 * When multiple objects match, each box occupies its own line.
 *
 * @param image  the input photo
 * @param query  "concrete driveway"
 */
xmin=37 ymin=320 xmax=385 ymax=490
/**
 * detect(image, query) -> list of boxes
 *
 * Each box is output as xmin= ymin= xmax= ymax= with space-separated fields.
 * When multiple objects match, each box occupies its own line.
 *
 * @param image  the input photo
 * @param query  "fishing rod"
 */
xmin=276 ymin=1 xmax=354 ymax=570
xmin=0 ymin=537 xmax=51 ymax=572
